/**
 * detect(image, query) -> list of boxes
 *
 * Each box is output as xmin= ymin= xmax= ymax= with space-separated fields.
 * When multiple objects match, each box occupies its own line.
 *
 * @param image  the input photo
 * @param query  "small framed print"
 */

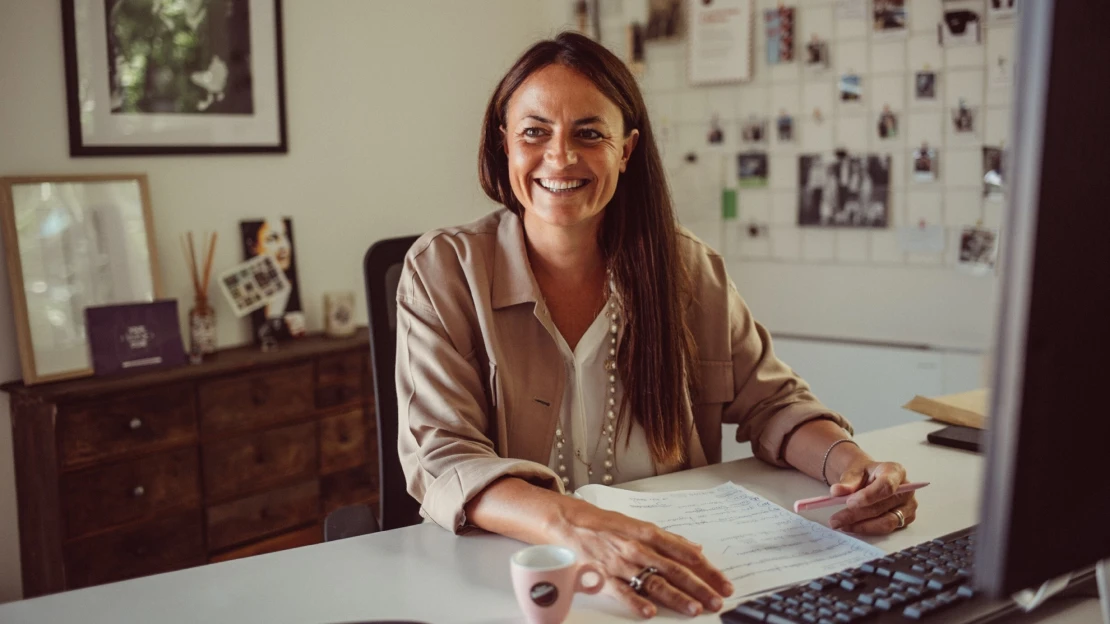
xmin=62 ymin=0 xmax=288 ymax=156
xmin=951 ymin=100 xmax=977 ymax=134
xmin=839 ymin=74 xmax=863 ymax=103
xmin=805 ymin=36 xmax=830 ymax=72
xmin=939 ymin=9 xmax=982 ymax=46
xmin=872 ymin=0 xmax=908 ymax=38
xmin=85 ymin=300 xmax=186 ymax=376
xmin=915 ymin=71 xmax=938 ymax=101
xmin=740 ymin=117 xmax=768 ymax=143
xmin=776 ymin=111 xmax=795 ymax=141
xmin=912 ymin=142 xmax=939 ymax=182
xmin=765 ymin=6 xmax=795 ymax=64
xmin=877 ymin=106 xmax=899 ymax=140
xmin=218 ymin=254 xmax=291 ymax=318
xmin=957 ymin=226 xmax=999 ymax=275
xmin=737 ymin=152 xmax=769 ymax=188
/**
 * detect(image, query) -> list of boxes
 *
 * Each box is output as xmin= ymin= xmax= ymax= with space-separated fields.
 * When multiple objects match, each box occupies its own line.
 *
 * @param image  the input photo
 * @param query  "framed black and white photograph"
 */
xmin=737 ymin=152 xmax=769 ymax=188
xmin=798 ymin=151 xmax=890 ymax=227
xmin=915 ymin=71 xmax=937 ymax=100
xmin=913 ymin=142 xmax=939 ymax=182
xmin=938 ymin=9 xmax=982 ymax=46
xmin=62 ymin=0 xmax=287 ymax=156
xmin=957 ymin=226 xmax=999 ymax=275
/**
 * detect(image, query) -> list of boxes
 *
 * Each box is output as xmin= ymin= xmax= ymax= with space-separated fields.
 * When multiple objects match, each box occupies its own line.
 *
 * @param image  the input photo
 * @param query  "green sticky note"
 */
xmin=722 ymin=188 xmax=737 ymax=220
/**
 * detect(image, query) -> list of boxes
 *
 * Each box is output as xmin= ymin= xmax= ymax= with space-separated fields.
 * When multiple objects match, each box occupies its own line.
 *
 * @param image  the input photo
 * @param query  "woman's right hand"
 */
xmin=547 ymin=498 xmax=734 ymax=618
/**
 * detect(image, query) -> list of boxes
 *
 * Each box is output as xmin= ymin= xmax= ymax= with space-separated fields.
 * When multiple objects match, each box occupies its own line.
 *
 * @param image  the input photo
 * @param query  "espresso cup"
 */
xmin=510 ymin=545 xmax=604 ymax=624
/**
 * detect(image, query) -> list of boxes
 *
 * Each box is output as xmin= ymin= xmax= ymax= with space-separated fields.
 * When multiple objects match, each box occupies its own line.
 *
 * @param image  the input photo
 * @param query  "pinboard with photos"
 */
xmin=581 ymin=0 xmax=1014 ymax=279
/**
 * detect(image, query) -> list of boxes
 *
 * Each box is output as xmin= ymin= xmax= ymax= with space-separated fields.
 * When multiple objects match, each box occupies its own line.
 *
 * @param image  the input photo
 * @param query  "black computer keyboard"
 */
xmin=721 ymin=526 xmax=1018 ymax=623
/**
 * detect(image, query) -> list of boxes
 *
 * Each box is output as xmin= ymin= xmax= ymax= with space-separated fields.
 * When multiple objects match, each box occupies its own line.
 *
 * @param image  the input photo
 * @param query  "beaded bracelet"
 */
xmin=821 ymin=438 xmax=860 ymax=486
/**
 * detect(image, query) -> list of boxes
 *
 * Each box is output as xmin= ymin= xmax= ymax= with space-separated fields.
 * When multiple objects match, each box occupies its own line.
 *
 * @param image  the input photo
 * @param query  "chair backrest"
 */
xmin=363 ymin=235 xmax=422 ymax=531
xmin=323 ymin=503 xmax=379 ymax=542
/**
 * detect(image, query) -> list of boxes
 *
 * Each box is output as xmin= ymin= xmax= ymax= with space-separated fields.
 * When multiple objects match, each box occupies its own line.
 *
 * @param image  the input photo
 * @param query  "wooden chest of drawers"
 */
xmin=2 ymin=330 xmax=378 ymax=598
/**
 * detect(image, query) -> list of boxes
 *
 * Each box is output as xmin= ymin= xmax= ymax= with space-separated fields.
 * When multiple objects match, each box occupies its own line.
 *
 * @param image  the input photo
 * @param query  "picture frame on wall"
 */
xmin=688 ymin=0 xmax=754 ymax=85
xmin=62 ymin=0 xmax=288 ymax=156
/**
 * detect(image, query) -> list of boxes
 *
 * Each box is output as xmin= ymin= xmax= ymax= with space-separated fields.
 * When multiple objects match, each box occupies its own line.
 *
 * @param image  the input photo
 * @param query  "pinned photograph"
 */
xmin=990 ymin=54 xmax=1012 ymax=87
xmin=805 ymin=35 xmax=830 ymax=71
xmin=644 ymin=0 xmax=685 ymax=41
xmin=988 ymin=0 xmax=1017 ymax=21
xmin=777 ymin=110 xmax=795 ymax=142
xmin=983 ymin=146 xmax=1004 ymax=199
xmin=951 ymin=99 xmax=977 ymax=134
xmin=573 ymin=0 xmax=600 ymax=40
xmin=240 ymin=217 xmax=305 ymax=343
xmin=913 ymin=142 xmax=939 ymax=182
xmin=626 ymin=23 xmax=646 ymax=77
xmin=797 ymin=151 xmax=891 ymax=227
xmin=939 ymin=9 xmax=982 ymax=46
xmin=741 ymin=117 xmax=769 ymax=143
xmin=707 ymin=114 xmax=726 ymax=145
xmin=765 ymin=6 xmax=796 ymax=64
xmin=877 ymin=105 xmax=898 ymax=139
xmin=915 ymin=71 xmax=937 ymax=100
xmin=839 ymin=74 xmax=863 ymax=102
xmin=958 ymin=226 xmax=999 ymax=275
xmin=872 ymin=0 xmax=908 ymax=37
xmin=738 ymin=152 xmax=769 ymax=188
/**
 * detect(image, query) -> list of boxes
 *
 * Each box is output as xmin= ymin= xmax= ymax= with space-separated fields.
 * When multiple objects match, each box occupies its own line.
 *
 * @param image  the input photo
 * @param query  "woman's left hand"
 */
xmin=827 ymin=461 xmax=917 ymax=535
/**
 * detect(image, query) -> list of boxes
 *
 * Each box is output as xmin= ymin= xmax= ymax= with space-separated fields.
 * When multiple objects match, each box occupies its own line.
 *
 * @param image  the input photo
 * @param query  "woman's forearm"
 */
xmin=783 ymin=419 xmax=873 ymax=483
xmin=463 ymin=477 xmax=587 ymax=544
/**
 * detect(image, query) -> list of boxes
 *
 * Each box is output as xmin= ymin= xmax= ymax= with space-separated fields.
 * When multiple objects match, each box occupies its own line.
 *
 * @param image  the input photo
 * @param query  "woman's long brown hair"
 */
xmin=477 ymin=32 xmax=697 ymax=466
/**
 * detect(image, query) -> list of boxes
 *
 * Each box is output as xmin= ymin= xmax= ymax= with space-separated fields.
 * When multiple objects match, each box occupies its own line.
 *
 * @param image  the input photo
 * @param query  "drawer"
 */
xmin=203 ymin=422 xmax=318 ymax=502
xmin=315 ymin=352 xmax=365 ymax=408
xmin=206 ymin=479 xmax=320 ymax=551
xmin=209 ymin=524 xmax=321 ymax=564
xmin=199 ymin=364 xmax=314 ymax=435
xmin=318 ymin=409 xmax=369 ymax=475
xmin=58 ymin=384 xmax=197 ymax=468
xmin=62 ymin=447 xmax=200 ymax=539
xmin=321 ymin=464 xmax=378 ymax=514
xmin=65 ymin=510 xmax=205 ymax=590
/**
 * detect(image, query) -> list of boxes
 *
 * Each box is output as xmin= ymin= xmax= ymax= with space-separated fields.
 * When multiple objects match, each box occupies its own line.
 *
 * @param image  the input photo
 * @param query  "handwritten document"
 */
xmin=576 ymin=482 xmax=884 ymax=596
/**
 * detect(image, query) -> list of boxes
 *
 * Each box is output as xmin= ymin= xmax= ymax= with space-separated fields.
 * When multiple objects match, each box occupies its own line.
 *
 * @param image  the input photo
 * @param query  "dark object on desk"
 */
xmin=85 ymin=300 xmax=186 ymax=376
xmin=363 ymin=235 xmax=423 ymax=531
xmin=324 ymin=503 xmax=379 ymax=541
xmin=926 ymin=426 xmax=982 ymax=453
xmin=1 ymin=331 xmax=379 ymax=597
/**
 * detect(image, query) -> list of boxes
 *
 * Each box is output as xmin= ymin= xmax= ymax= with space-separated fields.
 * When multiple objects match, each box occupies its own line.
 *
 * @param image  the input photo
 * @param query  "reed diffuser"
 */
xmin=182 ymin=231 xmax=218 ymax=361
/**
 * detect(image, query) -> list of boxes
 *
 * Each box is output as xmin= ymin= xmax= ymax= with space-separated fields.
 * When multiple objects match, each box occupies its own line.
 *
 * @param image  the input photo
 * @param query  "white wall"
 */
xmin=0 ymin=0 xmax=559 ymax=602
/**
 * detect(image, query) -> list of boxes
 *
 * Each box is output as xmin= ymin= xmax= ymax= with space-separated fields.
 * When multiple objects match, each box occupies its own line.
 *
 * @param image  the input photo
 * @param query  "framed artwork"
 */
xmin=62 ymin=0 xmax=288 ymax=156
xmin=85 ymin=300 xmax=186 ymax=376
xmin=0 ymin=174 xmax=162 ymax=384
xmin=688 ymin=0 xmax=754 ymax=85
xmin=239 ymin=217 xmax=305 ymax=343
xmin=798 ymin=152 xmax=891 ymax=228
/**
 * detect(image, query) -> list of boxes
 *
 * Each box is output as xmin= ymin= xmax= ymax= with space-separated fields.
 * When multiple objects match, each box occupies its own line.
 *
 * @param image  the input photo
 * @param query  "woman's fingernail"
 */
xmin=642 ymin=605 xmax=655 ymax=618
xmin=725 ymin=582 xmax=735 ymax=595
xmin=710 ymin=597 xmax=723 ymax=610
xmin=688 ymin=603 xmax=700 ymax=615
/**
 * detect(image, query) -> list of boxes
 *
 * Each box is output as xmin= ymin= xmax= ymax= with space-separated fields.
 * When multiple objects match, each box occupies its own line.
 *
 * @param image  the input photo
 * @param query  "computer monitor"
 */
xmin=976 ymin=0 xmax=1110 ymax=600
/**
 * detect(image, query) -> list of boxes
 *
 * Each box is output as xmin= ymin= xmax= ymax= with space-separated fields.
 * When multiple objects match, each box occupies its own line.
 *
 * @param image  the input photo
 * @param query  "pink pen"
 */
xmin=793 ymin=481 xmax=930 ymax=512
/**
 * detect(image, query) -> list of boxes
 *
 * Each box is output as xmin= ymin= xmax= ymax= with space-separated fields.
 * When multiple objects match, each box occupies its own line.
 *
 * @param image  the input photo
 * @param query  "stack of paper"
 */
xmin=576 ymin=482 xmax=884 ymax=597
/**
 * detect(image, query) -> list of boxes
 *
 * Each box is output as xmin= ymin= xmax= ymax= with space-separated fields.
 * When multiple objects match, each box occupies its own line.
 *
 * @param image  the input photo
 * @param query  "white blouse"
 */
xmin=547 ymin=299 xmax=656 ymax=491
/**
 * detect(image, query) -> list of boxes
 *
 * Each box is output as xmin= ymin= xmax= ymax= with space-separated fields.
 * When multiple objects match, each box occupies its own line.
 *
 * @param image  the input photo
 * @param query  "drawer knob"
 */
xmin=132 ymin=485 xmax=145 ymax=498
xmin=129 ymin=417 xmax=143 ymax=430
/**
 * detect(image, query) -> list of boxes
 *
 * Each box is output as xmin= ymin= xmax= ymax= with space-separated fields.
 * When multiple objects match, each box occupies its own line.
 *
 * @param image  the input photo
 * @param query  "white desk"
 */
xmin=0 ymin=421 xmax=1098 ymax=623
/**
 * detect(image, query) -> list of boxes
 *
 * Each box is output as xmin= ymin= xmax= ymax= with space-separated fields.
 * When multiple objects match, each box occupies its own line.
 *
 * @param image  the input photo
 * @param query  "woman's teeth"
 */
xmin=537 ymin=179 xmax=587 ymax=192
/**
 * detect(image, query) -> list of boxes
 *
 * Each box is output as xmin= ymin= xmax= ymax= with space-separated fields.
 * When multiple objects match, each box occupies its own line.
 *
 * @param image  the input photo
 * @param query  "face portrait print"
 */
xmin=240 ymin=217 xmax=306 ymax=342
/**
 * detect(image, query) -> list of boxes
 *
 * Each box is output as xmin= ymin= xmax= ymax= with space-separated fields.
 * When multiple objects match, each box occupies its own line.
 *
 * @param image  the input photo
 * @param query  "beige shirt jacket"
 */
xmin=395 ymin=209 xmax=851 ymax=533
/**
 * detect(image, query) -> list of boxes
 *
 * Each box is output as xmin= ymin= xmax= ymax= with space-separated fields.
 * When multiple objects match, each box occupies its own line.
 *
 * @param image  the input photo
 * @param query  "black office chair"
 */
xmin=363 ymin=235 xmax=423 ymax=531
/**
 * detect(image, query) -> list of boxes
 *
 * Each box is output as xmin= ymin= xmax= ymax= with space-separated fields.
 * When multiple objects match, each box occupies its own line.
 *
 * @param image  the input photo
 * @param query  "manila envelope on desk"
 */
xmin=903 ymin=389 xmax=989 ymax=429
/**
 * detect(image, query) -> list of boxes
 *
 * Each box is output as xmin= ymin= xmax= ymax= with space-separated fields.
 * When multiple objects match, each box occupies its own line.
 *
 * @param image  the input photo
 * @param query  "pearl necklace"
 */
xmin=555 ymin=298 xmax=619 ymax=489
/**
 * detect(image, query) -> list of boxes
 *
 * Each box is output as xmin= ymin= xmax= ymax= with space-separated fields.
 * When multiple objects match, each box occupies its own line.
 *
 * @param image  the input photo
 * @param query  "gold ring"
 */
xmin=891 ymin=509 xmax=906 ymax=529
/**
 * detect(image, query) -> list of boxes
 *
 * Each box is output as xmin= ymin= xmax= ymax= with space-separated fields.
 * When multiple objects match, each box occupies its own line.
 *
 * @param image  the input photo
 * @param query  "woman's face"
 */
xmin=502 ymin=64 xmax=639 ymax=233
xmin=256 ymin=219 xmax=291 ymax=271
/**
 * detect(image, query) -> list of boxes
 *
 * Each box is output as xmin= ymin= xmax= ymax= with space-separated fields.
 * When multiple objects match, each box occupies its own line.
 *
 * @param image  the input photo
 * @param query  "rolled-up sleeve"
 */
xmin=722 ymin=280 xmax=853 ymax=467
xmin=395 ymin=256 xmax=560 ymax=533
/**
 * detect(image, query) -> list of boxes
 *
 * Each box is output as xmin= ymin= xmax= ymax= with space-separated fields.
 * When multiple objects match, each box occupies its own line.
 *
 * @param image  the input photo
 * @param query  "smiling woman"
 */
xmin=394 ymin=32 xmax=918 ymax=620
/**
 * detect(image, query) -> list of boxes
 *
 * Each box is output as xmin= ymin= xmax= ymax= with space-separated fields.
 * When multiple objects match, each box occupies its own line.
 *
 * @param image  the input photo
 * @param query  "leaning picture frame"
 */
xmin=61 ymin=0 xmax=288 ymax=156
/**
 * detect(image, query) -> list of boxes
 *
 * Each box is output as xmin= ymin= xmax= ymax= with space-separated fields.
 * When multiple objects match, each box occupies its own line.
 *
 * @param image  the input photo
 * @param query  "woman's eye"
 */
xmin=523 ymin=128 xmax=546 ymax=138
xmin=579 ymin=129 xmax=603 ymax=140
